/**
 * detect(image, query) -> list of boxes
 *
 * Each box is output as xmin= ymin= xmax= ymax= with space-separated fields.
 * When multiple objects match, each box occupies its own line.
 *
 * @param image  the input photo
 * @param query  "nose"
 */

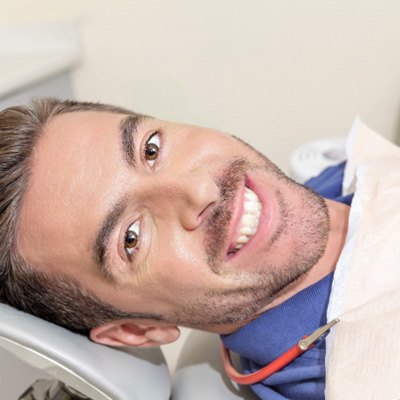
xmin=145 ymin=168 xmax=219 ymax=230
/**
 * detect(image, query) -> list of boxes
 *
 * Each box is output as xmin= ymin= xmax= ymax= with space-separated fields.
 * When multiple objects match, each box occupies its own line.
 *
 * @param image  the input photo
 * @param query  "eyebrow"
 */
xmin=121 ymin=114 xmax=144 ymax=167
xmin=91 ymin=114 xmax=144 ymax=282
xmin=92 ymin=199 xmax=127 ymax=282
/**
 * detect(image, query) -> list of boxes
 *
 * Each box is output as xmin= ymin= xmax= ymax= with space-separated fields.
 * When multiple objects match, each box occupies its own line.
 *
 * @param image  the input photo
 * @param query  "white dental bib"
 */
xmin=325 ymin=118 xmax=400 ymax=399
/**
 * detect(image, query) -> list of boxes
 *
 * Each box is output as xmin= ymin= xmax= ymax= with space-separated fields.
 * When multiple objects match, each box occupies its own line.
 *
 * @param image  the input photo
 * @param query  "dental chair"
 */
xmin=172 ymin=330 xmax=259 ymax=400
xmin=0 ymin=303 xmax=170 ymax=400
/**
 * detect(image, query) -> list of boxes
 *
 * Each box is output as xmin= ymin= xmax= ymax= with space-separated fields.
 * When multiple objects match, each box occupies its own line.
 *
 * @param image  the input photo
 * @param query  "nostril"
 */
xmin=198 ymin=201 xmax=216 ymax=223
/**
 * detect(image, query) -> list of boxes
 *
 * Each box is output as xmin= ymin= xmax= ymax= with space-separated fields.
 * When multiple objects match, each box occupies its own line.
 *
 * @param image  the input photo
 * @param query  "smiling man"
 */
xmin=0 ymin=98 xmax=351 ymax=399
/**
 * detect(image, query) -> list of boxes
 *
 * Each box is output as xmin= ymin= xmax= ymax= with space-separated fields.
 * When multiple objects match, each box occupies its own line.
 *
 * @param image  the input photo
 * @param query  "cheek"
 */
xmin=153 ymin=232 xmax=212 ymax=290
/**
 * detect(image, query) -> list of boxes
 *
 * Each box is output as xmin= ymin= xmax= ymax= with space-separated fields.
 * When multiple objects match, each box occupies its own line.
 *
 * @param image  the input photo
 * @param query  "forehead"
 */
xmin=17 ymin=111 xmax=129 ymax=272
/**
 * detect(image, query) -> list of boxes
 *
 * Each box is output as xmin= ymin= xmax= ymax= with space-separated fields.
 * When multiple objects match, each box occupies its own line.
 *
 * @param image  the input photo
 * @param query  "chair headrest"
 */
xmin=0 ymin=303 xmax=170 ymax=400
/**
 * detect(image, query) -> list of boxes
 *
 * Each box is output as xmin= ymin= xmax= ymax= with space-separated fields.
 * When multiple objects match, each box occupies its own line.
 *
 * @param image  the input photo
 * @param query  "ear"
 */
xmin=90 ymin=319 xmax=181 ymax=348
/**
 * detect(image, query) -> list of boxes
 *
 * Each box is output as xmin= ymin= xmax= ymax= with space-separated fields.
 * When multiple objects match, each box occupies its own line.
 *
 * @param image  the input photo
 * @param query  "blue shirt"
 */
xmin=220 ymin=162 xmax=353 ymax=400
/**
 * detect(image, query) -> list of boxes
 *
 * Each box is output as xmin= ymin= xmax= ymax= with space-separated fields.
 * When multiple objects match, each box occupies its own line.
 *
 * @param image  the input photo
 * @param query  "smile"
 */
xmin=228 ymin=187 xmax=262 ymax=255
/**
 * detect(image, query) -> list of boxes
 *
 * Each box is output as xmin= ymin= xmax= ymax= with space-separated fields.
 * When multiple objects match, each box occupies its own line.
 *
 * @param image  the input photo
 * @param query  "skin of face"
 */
xmin=17 ymin=111 xmax=350 ymax=347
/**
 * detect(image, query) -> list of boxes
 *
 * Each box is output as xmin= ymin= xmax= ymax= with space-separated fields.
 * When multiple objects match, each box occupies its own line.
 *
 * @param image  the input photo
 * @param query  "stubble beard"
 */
xmin=166 ymin=154 xmax=330 ymax=329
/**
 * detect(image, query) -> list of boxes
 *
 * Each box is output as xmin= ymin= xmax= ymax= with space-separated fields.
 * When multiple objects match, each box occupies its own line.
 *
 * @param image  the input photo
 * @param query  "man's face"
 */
xmin=17 ymin=111 xmax=328 ymax=332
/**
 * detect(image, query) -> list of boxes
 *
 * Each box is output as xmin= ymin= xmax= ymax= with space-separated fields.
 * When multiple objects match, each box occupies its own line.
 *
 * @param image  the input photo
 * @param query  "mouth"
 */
xmin=226 ymin=186 xmax=262 ymax=257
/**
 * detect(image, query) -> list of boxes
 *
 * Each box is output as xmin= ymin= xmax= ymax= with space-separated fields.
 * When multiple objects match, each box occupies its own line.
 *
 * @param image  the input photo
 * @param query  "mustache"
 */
xmin=204 ymin=158 xmax=250 ymax=273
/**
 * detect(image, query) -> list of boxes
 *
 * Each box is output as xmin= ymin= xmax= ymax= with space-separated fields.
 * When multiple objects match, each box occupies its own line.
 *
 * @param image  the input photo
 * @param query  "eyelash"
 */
xmin=123 ymin=130 xmax=162 ymax=259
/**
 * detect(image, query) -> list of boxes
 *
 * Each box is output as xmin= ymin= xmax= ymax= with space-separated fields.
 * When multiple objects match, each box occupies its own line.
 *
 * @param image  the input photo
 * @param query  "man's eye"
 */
xmin=144 ymin=132 xmax=160 ymax=166
xmin=124 ymin=221 xmax=140 ymax=256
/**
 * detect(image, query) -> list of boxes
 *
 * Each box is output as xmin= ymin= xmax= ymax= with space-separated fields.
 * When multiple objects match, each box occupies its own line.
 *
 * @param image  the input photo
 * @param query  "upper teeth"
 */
xmin=232 ymin=187 xmax=262 ymax=251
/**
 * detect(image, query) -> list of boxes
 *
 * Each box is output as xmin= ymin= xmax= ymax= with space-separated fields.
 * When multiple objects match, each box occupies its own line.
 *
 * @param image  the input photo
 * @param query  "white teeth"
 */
xmin=244 ymin=190 xmax=258 ymax=201
xmin=244 ymin=201 xmax=259 ymax=213
xmin=240 ymin=226 xmax=253 ymax=236
xmin=237 ymin=235 xmax=249 ymax=244
xmin=241 ymin=214 xmax=257 ymax=227
xmin=231 ymin=187 xmax=262 ymax=253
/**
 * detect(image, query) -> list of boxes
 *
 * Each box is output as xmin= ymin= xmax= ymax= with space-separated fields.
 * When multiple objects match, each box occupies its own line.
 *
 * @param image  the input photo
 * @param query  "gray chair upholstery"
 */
xmin=172 ymin=330 xmax=259 ymax=400
xmin=0 ymin=303 xmax=170 ymax=400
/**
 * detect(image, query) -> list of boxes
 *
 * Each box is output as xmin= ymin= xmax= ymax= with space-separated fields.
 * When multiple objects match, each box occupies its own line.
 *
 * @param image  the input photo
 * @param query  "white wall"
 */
xmin=2 ymin=0 xmax=400 ymax=171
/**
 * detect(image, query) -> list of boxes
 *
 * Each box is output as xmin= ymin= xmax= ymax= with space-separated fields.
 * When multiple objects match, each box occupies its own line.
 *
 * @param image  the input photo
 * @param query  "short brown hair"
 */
xmin=0 ymin=98 xmax=163 ymax=334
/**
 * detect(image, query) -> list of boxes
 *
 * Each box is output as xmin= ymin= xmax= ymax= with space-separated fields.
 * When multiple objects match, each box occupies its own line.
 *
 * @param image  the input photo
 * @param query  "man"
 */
xmin=0 ymin=98 xmax=352 ymax=399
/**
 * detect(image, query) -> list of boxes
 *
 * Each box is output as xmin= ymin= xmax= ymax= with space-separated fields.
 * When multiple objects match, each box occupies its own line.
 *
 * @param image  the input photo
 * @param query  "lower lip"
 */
xmin=225 ymin=175 xmax=274 ymax=261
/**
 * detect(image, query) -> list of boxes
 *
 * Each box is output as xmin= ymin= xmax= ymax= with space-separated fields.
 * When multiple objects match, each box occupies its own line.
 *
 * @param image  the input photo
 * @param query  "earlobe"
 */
xmin=90 ymin=320 xmax=180 ymax=348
